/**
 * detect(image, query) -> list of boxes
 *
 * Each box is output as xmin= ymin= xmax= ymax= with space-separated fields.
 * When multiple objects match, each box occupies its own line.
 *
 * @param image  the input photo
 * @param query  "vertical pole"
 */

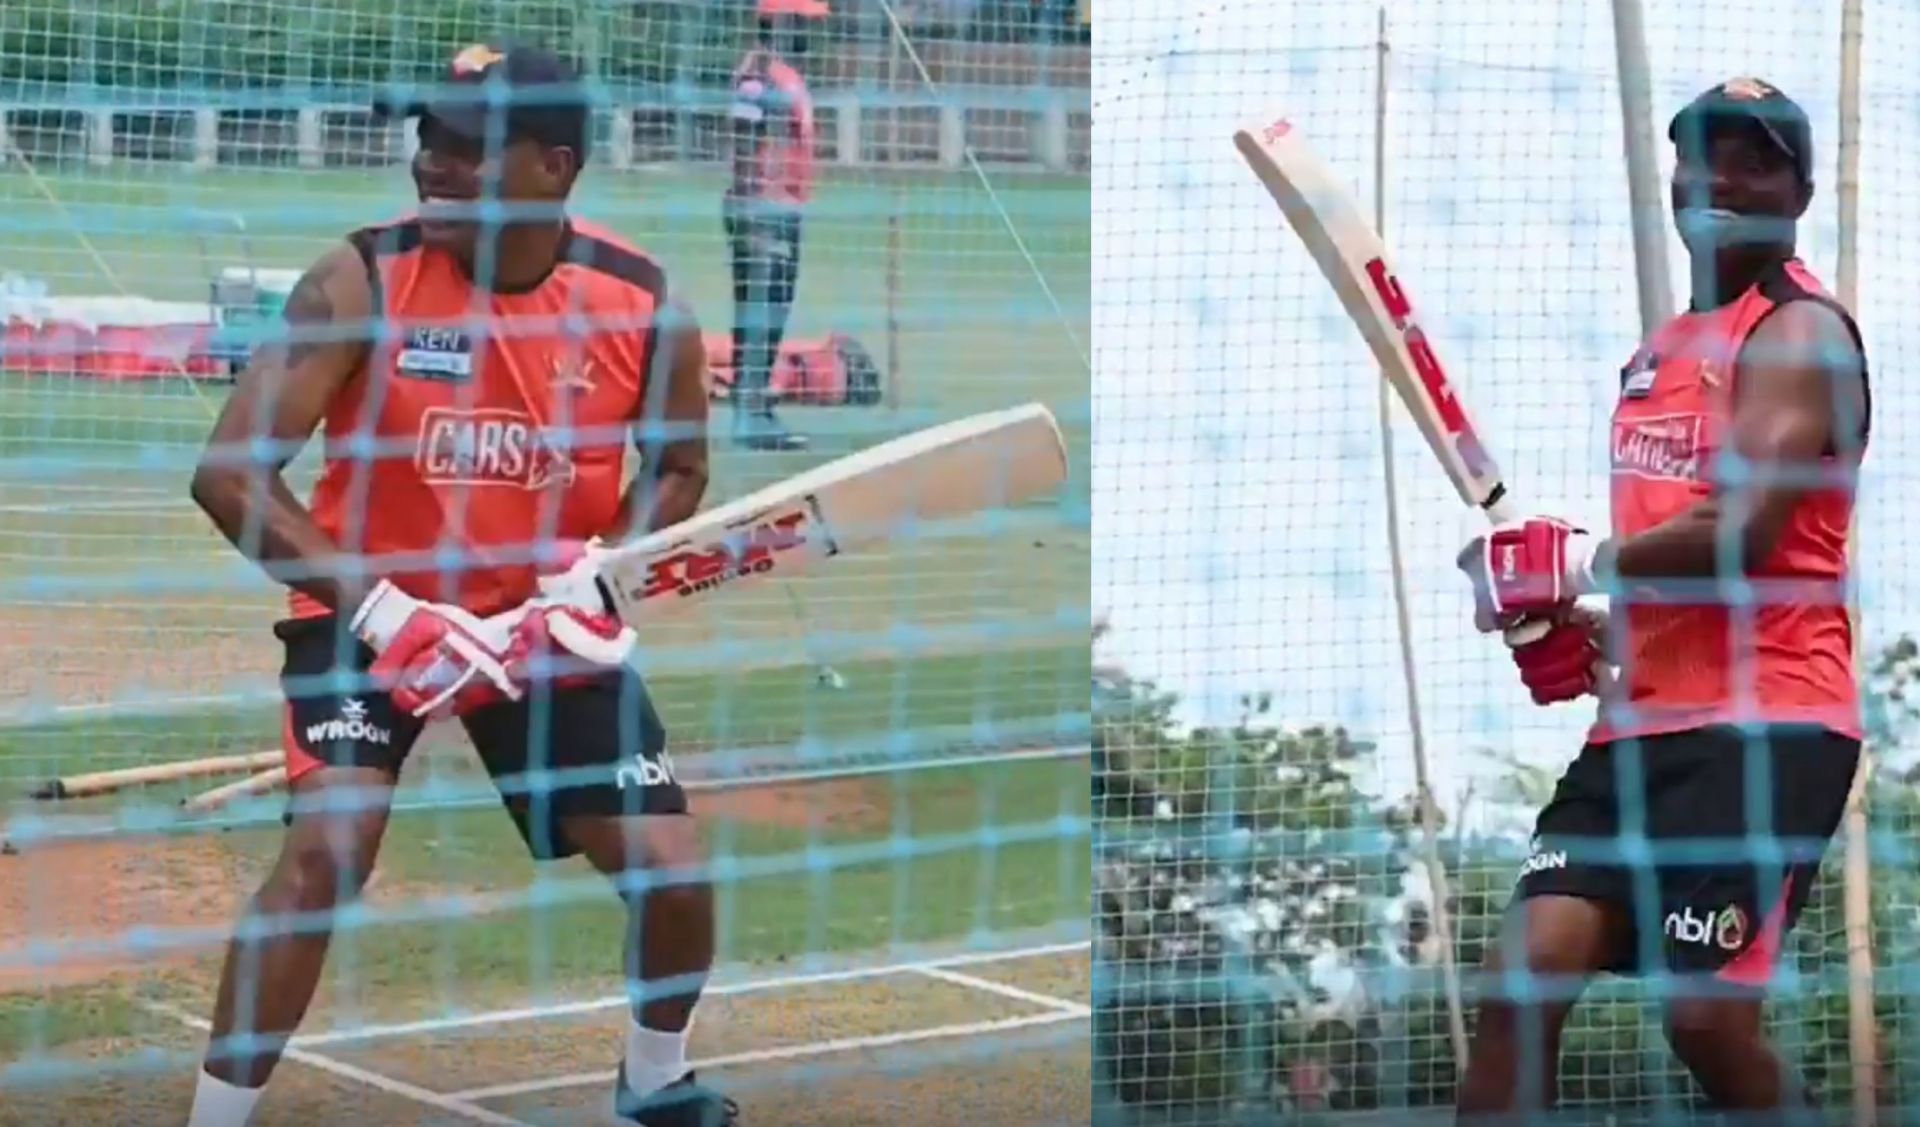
xmin=885 ymin=15 xmax=904 ymax=413
xmin=1834 ymin=4 xmax=1873 ymax=1124
xmin=1610 ymin=0 xmax=1673 ymax=338
xmin=1371 ymin=5 xmax=1469 ymax=1077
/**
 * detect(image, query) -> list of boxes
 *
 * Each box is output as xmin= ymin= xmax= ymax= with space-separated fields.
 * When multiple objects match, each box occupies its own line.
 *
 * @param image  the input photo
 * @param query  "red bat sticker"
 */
xmin=638 ymin=502 xmax=828 ymax=602
xmin=1363 ymin=257 xmax=1494 ymax=482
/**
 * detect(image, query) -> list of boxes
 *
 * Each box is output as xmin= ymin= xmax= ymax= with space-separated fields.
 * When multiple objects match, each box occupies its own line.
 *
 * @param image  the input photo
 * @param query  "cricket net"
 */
xmin=1095 ymin=0 xmax=1920 ymax=1123
xmin=0 ymin=1 xmax=1091 ymax=1121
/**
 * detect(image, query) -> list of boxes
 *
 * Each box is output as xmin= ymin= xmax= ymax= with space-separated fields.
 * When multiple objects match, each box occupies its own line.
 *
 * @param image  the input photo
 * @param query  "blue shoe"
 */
xmin=613 ymin=1064 xmax=739 ymax=1126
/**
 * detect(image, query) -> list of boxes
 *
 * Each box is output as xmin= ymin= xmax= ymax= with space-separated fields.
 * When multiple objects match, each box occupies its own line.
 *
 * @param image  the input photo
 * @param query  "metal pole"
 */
xmin=1610 ymin=0 xmax=1673 ymax=337
xmin=885 ymin=13 xmax=904 ymax=412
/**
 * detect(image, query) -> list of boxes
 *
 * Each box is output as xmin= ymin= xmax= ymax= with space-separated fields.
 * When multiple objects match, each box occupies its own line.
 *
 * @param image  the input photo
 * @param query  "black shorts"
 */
xmin=275 ymin=615 xmax=687 ymax=860
xmin=1513 ymin=723 xmax=1859 ymax=984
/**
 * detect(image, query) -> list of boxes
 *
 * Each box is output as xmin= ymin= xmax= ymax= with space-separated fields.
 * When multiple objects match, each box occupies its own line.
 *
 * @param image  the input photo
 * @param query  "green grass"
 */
xmin=0 ymin=164 xmax=1091 ymax=477
xmin=0 ymin=983 xmax=161 ymax=1051
xmin=0 ymin=754 xmax=1090 ymax=1040
xmin=243 ymin=756 xmax=1091 ymax=1009
xmin=0 ymin=642 xmax=1089 ymax=794
xmin=0 ymin=161 xmax=1090 ymax=1030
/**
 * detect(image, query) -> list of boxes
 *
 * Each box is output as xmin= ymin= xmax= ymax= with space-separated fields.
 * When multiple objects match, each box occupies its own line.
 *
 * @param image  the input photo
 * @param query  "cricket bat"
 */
xmin=590 ymin=402 xmax=1068 ymax=625
xmin=1232 ymin=116 xmax=1551 ymax=645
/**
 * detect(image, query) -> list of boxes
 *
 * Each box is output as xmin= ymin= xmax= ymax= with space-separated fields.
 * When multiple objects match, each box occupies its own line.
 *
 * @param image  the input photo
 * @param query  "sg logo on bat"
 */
xmin=633 ymin=498 xmax=837 ymax=603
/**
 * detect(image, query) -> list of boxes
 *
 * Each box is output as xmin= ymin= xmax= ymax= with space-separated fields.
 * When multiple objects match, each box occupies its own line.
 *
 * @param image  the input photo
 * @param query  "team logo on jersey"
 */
xmin=395 ymin=327 xmax=475 ymax=383
xmin=548 ymin=352 xmax=600 ymax=395
xmin=1611 ymin=413 xmax=1703 ymax=483
xmin=415 ymin=407 xmax=577 ymax=490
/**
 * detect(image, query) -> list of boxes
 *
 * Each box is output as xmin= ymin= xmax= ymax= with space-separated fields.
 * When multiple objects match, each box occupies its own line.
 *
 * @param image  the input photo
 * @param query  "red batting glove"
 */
xmin=1509 ymin=604 xmax=1611 ymax=706
xmin=1458 ymin=515 xmax=1604 ymax=627
xmin=349 ymin=580 xmax=523 ymax=720
xmin=501 ymin=537 xmax=638 ymax=689
xmin=504 ymin=603 xmax=637 ymax=689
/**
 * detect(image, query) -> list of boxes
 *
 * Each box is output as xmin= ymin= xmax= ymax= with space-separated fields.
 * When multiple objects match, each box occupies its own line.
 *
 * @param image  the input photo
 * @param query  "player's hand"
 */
xmin=1456 ymin=515 xmax=1603 ymax=628
xmin=503 ymin=601 xmax=637 ymax=689
xmin=533 ymin=536 xmax=618 ymax=616
xmin=510 ymin=537 xmax=638 ymax=687
xmin=349 ymin=580 xmax=523 ymax=720
xmin=1507 ymin=603 xmax=1612 ymax=705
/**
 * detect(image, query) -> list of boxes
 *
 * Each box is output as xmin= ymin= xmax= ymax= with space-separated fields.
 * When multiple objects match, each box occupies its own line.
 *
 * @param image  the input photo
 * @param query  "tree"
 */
xmin=1094 ymin=625 xmax=1920 ymax=1120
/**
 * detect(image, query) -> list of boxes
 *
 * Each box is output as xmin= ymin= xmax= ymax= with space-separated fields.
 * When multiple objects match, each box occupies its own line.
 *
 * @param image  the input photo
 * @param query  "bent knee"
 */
xmin=266 ymin=817 xmax=387 ymax=913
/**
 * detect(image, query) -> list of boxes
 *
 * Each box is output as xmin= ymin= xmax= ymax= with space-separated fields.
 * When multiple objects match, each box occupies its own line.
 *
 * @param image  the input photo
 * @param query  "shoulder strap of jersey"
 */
xmin=344 ymin=220 xmax=422 ymax=316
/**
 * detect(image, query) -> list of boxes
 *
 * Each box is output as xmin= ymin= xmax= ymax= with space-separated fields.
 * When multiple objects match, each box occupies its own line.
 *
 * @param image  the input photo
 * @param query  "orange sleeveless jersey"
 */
xmin=733 ymin=51 xmax=816 ymax=206
xmin=1591 ymin=258 xmax=1869 ymax=744
xmin=290 ymin=217 xmax=667 ymax=620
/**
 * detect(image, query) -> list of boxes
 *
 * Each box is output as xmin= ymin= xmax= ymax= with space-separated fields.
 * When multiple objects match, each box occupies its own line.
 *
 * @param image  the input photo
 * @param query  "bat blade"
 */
xmin=1232 ymin=116 xmax=1515 ymax=523
xmin=593 ymin=403 xmax=1069 ymax=625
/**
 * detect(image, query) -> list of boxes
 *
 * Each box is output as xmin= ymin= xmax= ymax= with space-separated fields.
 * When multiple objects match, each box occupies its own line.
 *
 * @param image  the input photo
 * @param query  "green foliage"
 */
xmin=1095 ymin=623 xmax=1920 ymax=1120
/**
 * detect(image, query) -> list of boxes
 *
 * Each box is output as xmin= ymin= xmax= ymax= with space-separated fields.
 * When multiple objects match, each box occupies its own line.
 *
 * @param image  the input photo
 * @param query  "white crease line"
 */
xmin=137 ymin=1000 xmax=535 ymax=1127
xmin=447 ymin=1009 xmax=1088 ymax=1102
xmin=910 ymin=965 xmax=1089 ymax=1015
xmin=288 ymin=938 xmax=1090 ymax=1048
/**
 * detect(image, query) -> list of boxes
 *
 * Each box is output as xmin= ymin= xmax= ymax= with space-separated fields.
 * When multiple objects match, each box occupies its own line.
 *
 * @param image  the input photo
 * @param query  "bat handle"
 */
xmin=1482 ymin=494 xmax=1552 ymax=646
xmin=1502 ymin=617 xmax=1553 ymax=647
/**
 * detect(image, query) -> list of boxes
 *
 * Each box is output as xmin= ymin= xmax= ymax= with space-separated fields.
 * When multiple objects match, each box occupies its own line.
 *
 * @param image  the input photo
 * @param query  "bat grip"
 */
xmin=1483 ymin=493 xmax=1553 ymax=647
xmin=1502 ymin=617 xmax=1553 ymax=647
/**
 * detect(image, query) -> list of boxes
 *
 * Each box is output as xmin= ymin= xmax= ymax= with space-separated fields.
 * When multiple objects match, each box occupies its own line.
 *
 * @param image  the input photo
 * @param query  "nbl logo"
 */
xmin=1664 ymin=904 xmax=1748 ymax=952
xmin=615 ymin=748 xmax=677 ymax=791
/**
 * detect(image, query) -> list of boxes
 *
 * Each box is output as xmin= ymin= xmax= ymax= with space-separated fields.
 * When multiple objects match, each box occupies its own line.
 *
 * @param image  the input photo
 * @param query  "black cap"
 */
xmin=374 ymin=43 xmax=590 ymax=161
xmin=1668 ymin=76 xmax=1812 ymax=185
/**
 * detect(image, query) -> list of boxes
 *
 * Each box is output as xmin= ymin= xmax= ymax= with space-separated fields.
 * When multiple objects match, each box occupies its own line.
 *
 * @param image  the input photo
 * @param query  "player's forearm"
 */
xmin=607 ymin=464 xmax=707 ymax=542
xmin=190 ymin=468 xmax=365 ymax=611
xmin=648 ymin=463 xmax=707 ymax=531
xmin=1602 ymin=499 xmax=1784 ymax=583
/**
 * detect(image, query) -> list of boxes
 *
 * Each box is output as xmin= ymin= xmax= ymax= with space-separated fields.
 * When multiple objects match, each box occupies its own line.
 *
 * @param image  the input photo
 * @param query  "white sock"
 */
xmin=186 ymin=1068 xmax=266 ymax=1127
xmin=623 ymin=1016 xmax=692 ymax=1098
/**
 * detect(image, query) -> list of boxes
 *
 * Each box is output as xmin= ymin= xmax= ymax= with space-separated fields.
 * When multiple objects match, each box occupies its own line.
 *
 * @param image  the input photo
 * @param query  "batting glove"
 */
xmin=1508 ymin=603 xmax=1612 ymax=706
xmin=509 ymin=538 xmax=638 ymax=687
xmin=1457 ymin=515 xmax=1604 ymax=628
xmin=534 ymin=536 xmax=618 ymax=616
xmin=349 ymin=579 xmax=523 ymax=719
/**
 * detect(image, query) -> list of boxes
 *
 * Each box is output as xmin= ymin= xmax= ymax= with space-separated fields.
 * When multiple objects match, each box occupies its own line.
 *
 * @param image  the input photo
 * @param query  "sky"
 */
xmin=1091 ymin=0 xmax=1920 ymax=831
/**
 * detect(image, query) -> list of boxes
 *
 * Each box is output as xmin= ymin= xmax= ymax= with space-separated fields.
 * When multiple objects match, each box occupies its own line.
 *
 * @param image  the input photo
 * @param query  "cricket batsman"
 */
xmin=722 ymin=0 xmax=827 ymax=451
xmin=184 ymin=43 xmax=735 ymax=1126
xmin=1452 ymin=77 xmax=1870 ymax=1120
